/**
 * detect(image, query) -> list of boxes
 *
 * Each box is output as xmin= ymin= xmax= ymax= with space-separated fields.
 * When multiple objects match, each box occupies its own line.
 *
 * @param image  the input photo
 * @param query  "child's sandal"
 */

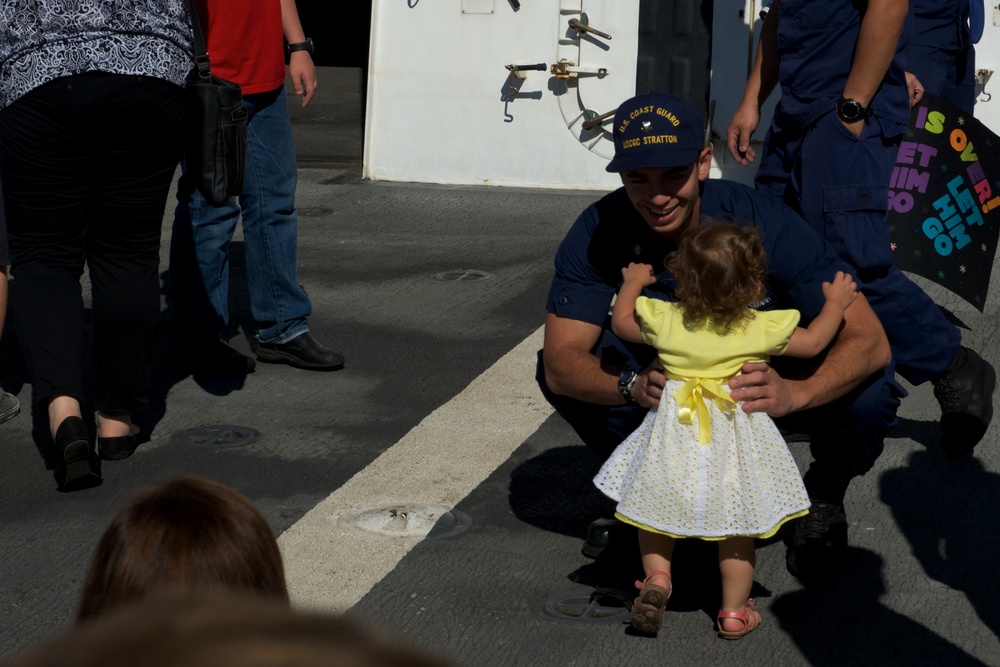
xmin=630 ymin=570 xmax=672 ymax=635
xmin=716 ymin=598 xmax=761 ymax=640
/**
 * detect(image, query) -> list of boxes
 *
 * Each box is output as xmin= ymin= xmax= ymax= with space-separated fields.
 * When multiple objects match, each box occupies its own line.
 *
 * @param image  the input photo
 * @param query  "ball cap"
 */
xmin=606 ymin=92 xmax=706 ymax=173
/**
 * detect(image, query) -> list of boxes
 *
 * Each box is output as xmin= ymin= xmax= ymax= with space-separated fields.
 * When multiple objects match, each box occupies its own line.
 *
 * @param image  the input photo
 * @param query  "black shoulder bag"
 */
xmin=184 ymin=0 xmax=248 ymax=206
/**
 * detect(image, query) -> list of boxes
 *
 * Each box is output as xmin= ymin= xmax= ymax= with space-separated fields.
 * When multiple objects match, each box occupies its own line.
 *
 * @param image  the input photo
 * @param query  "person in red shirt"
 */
xmin=170 ymin=0 xmax=344 ymax=373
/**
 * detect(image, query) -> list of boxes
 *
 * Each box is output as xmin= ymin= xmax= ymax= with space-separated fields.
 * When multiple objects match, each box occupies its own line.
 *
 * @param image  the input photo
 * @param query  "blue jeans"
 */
xmin=171 ymin=86 xmax=311 ymax=345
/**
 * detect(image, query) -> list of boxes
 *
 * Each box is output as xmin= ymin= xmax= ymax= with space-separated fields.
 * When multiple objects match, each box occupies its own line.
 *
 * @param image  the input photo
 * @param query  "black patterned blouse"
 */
xmin=0 ymin=0 xmax=195 ymax=109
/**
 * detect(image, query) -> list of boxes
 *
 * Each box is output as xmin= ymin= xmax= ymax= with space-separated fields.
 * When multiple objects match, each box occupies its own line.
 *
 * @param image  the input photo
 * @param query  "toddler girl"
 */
xmin=594 ymin=222 xmax=858 ymax=639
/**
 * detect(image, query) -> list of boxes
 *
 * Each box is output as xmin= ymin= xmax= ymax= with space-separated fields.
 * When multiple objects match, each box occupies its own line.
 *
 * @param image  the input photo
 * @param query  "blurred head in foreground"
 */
xmin=10 ymin=592 xmax=455 ymax=667
xmin=78 ymin=475 xmax=288 ymax=621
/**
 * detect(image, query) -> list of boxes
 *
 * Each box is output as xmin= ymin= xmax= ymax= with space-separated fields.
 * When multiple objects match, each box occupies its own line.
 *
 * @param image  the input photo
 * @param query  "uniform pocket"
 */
xmin=822 ymin=185 xmax=894 ymax=280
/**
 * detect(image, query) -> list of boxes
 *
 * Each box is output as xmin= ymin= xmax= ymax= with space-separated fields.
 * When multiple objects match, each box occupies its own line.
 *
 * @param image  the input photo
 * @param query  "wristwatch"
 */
xmin=285 ymin=38 xmax=314 ymax=56
xmin=836 ymin=97 xmax=870 ymax=123
xmin=618 ymin=369 xmax=638 ymax=405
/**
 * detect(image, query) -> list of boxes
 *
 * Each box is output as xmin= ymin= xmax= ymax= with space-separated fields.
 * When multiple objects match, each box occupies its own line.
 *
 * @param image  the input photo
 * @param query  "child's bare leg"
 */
xmin=630 ymin=528 xmax=675 ymax=634
xmin=718 ymin=536 xmax=755 ymax=633
xmin=638 ymin=528 xmax=675 ymax=583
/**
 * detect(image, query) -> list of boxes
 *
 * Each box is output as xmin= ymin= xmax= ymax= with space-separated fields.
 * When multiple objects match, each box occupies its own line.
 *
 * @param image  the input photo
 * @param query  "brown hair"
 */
xmin=15 ymin=592 xmax=455 ymax=667
xmin=668 ymin=221 xmax=767 ymax=331
xmin=77 ymin=475 xmax=288 ymax=621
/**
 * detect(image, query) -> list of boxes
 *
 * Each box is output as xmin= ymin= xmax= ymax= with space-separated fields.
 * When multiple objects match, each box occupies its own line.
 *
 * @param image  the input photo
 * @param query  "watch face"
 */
xmin=838 ymin=99 xmax=864 ymax=122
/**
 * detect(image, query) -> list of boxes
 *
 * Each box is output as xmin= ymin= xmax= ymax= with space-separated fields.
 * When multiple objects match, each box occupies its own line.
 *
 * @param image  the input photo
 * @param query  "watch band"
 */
xmin=286 ymin=38 xmax=314 ymax=55
xmin=618 ymin=370 xmax=638 ymax=405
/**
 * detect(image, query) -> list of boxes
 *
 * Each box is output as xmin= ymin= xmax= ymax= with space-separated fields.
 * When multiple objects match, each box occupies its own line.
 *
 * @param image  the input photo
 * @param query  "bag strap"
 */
xmin=183 ymin=0 xmax=213 ymax=82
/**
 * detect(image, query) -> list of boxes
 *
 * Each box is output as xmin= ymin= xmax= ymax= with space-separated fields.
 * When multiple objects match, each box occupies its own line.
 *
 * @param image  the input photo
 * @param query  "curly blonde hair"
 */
xmin=667 ymin=221 xmax=767 ymax=331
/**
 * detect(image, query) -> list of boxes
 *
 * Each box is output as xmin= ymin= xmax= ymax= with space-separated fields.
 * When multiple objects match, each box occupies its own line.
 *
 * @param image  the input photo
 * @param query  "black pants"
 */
xmin=0 ymin=73 xmax=185 ymax=416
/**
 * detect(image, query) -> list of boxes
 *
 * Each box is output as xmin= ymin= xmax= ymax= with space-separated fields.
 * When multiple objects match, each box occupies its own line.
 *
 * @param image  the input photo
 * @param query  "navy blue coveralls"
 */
xmin=909 ymin=0 xmax=976 ymax=112
xmin=754 ymin=0 xmax=961 ymax=386
xmin=537 ymin=181 xmax=902 ymax=499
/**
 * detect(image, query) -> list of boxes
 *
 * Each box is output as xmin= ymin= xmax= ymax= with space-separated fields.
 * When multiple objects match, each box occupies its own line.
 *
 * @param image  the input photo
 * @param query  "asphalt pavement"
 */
xmin=0 ymin=67 xmax=999 ymax=666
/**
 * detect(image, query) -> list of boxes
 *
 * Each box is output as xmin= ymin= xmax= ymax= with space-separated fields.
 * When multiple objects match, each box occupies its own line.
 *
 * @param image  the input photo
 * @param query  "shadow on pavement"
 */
xmin=507 ymin=442 xmax=778 ymax=625
xmin=772 ymin=547 xmax=987 ymax=665
xmin=144 ymin=241 xmax=259 ymax=440
xmin=889 ymin=415 xmax=939 ymax=450
xmin=507 ymin=444 xmax=611 ymax=540
xmin=880 ymin=449 xmax=1000 ymax=641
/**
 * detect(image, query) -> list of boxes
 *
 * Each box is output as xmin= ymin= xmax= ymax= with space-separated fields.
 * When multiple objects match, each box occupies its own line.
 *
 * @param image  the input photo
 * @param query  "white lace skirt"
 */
xmin=593 ymin=380 xmax=810 ymax=539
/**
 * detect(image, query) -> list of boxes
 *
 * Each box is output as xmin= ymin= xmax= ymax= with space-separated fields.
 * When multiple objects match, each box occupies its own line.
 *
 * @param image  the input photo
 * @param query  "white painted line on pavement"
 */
xmin=279 ymin=326 xmax=553 ymax=611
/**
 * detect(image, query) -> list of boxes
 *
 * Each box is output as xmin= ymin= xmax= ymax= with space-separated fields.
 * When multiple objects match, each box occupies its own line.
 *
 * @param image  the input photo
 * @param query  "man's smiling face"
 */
xmin=620 ymin=147 xmax=711 ymax=241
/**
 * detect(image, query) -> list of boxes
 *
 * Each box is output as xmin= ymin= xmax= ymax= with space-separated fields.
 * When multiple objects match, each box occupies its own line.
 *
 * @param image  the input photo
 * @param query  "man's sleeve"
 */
xmin=545 ymin=206 xmax=616 ymax=327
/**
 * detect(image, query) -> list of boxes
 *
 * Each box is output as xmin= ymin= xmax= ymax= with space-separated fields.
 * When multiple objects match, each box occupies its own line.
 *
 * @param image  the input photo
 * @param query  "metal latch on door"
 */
xmin=567 ymin=15 xmax=612 ymax=40
xmin=550 ymin=59 xmax=608 ymax=79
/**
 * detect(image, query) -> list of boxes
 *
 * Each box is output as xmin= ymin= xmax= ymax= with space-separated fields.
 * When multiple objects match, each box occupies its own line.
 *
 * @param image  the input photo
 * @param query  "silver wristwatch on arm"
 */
xmin=618 ymin=369 xmax=638 ymax=405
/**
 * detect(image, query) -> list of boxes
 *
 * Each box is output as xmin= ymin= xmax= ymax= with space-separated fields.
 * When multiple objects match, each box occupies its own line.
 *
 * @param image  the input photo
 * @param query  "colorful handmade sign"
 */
xmin=887 ymin=93 xmax=1000 ymax=311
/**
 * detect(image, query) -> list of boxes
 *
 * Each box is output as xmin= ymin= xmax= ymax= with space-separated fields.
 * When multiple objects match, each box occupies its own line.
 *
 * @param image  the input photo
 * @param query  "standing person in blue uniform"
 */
xmin=908 ymin=0 xmax=983 ymax=113
xmin=726 ymin=0 xmax=995 ymax=464
xmin=538 ymin=92 xmax=899 ymax=581
xmin=170 ymin=0 xmax=344 ymax=373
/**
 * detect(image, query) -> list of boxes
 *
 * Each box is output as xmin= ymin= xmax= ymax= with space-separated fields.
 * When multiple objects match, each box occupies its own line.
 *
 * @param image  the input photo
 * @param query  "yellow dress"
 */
xmin=593 ymin=299 xmax=811 ymax=540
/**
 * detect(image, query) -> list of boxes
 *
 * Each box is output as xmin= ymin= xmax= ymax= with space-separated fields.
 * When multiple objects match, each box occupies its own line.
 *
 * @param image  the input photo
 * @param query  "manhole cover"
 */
xmin=337 ymin=505 xmax=470 ymax=539
xmin=172 ymin=425 xmax=258 ymax=448
xmin=541 ymin=588 xmax=631 ymax=624
xmin=432 ymin=270 xmax=495 ymax=282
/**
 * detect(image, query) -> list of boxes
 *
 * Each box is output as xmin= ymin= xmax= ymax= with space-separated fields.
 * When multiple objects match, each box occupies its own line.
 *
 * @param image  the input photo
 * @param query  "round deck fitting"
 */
xmin=338 ymin=505 xmax=471 ymax=540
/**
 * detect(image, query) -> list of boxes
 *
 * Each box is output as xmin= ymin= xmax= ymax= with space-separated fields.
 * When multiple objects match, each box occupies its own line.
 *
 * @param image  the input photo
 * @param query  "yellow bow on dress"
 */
xmin=673 ymin=377 xmax=737 ymax=445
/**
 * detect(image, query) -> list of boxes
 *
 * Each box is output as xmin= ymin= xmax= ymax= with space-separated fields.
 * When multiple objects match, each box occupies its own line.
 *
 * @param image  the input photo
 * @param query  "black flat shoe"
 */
xmin=54 ymin=416 xmax=102 ymax=492
xmin=98 ymin=434 xmax=139 ymax=461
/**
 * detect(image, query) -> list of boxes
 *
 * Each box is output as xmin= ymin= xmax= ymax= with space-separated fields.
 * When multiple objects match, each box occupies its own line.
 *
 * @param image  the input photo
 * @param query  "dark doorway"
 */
xmin=296 ymin=0 xmax=373 ymax=68
xmin=636 ymin=0 xmax=714 ymax=120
